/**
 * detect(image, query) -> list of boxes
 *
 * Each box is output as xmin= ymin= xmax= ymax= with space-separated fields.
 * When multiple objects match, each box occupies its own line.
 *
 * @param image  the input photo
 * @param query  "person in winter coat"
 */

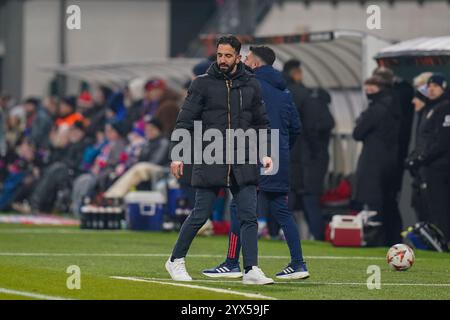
xmin=71 ymin=121 xmax=127 ymax=215
xmin=353 ymin=75 xmax=401 ymax=246
xmin=283 ymin=59 xmax=335 ymax=241
xmin=29 ymin=121 xmax=91 ymax=213
xmin=202 ymin=46 xmax=310 ymax=280
xmin=23 ymin=97 xmax=53 ymax=150
xmin=373 ymin=67 xmax=414 ymax=196
xmin=104 ymin=117 xmax=170 ymax=199
xmin=166 ymin=35 xmax=274 ymax=285
xmin=406 ymin=72 xmax=433 ymax=222
xmin=405 ymin=74 xmax=450 ymax=241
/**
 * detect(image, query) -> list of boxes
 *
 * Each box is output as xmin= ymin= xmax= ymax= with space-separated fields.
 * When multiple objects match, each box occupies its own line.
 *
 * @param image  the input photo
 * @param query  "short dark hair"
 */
xmin=145 ymin=116 xmax=163 ymax=132
xmin=364 ymin=75 xmax=390 ymax=89
xmin=373 ymin=67 xmax=394 ymax=86
xmin=283 ymin=59 xmax=302 ymax=74
xmin=250 ymin=46 xmax=276 ymax=66
xmin=216 ymin=35 xmax=241 ymax=54
xmin=24 ymin=97 xmax=40 ymax=108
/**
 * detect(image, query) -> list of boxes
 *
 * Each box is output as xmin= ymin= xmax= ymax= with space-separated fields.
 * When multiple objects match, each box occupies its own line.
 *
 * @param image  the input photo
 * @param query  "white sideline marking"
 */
xmin=0 ymin=252 xmax=384 ymax=260
xmin=120 ymin=277 xmax=450 ymax=288
xmin=111 ymin=276 xmax=277 ymax=300
xmin=0 ymin=287 xmax=72 ymax=300
xmin=0 ymin=229 xmax=128 ymax=234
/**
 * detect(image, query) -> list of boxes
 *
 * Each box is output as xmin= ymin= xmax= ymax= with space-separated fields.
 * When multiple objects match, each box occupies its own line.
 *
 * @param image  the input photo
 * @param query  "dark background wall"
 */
xmin=170 ymin=0 xmax=216 ymax=57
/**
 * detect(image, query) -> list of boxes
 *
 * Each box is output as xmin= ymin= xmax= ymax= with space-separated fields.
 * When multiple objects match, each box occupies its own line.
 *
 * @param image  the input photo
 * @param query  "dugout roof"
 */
xmin=40 ymin=58 xmax=201 ymax=91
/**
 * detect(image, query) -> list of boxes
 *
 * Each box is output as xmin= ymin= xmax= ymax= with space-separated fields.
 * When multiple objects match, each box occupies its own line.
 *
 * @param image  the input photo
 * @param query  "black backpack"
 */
xmin=402 ymin=222 xmax=448 ymax=252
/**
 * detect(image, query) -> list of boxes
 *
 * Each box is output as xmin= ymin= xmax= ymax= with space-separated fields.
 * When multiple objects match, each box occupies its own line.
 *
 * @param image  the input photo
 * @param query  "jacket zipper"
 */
xmin=226 ymin=80 xmax=232 ymax=187
xmin=239 ymin=88 xmax=243 ymax=127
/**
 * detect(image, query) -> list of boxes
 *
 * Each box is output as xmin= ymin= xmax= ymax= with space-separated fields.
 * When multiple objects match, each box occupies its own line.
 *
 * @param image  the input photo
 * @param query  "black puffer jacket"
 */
xmin=420 ymin=95 xmax=450 ymax=169
xmin=170 ymin=62 xmax=271 ymax=188
xmin=353 ymin=90 xmax=400 ymax=207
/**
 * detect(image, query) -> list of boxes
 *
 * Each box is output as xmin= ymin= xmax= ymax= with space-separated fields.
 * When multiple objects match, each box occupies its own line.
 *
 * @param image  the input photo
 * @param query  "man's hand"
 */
xmin=171 ymin=161 xmax=184 ymax=179
xmin=262 ymin=156 xmax=273 ymax=174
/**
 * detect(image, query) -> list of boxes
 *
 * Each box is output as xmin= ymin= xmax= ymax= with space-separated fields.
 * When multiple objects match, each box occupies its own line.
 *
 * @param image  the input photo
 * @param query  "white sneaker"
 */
xmin=165 ymin=257 xmax=192 ymax=281
xmin=242 ymin=266 xmax=274 ymax=285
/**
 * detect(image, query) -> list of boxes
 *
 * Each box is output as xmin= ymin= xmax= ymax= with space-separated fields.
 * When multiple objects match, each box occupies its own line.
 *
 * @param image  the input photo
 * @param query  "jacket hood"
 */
xmin=255 ymin=65 xmax=287 ymax=91
xmin=367 ymin=89 xmax=400 ymax=119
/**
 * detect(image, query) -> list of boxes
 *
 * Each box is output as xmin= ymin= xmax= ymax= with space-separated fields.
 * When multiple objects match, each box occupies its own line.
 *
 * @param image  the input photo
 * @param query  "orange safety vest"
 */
xmin=55 ymin=112 xmax=84 ymax=128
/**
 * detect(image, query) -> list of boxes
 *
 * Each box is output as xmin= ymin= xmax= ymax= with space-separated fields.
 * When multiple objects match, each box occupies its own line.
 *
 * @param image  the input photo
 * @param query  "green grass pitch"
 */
xmin=0 ymin=223 xmax=449 ymax=300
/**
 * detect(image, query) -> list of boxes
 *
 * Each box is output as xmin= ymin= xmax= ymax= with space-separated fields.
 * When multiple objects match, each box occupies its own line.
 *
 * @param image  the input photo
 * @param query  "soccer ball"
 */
xmin=386 ymin=244 xmax=415 ymax=271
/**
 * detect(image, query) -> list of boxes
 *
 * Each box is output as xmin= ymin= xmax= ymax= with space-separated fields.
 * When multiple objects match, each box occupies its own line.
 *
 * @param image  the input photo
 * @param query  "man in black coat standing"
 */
xmin=166 ymin=35 xmax=274 ymax=285
xmin=353 ymin=75 xmax=401 ymax=246
xmin=283 ymin=59 xmax=335 ymax=241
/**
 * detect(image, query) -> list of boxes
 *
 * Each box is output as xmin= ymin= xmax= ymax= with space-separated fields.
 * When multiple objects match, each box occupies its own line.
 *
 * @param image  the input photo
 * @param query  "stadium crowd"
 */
xmin=0 ymin=55 xmax=449 ymax=245
xmin=0 ymin=77 xmax=183 ymax=216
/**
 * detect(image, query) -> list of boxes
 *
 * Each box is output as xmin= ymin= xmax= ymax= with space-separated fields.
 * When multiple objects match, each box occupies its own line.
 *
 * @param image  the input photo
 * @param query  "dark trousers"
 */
xmin=302 ymin=194 xmax=325 ymax=241
xmin=411 ymin=177 xmax=429 ymax=222
xmin=171 ymin=182 xmax=258 ymax=268
xmin=225 ymin=191 xmax=305 ymax=265
xmin=31 ymin=162 xmax=70 ymax=212
xmin=425 ymin=168 xmax=450 ymax=240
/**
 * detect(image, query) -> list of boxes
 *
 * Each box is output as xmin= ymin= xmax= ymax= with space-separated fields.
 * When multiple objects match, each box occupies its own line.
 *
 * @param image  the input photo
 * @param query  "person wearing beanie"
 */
xmin=78 ymin=91 xmax=94 ymax=110
xmin=193 ymin=59 xmax=212 ymax=77
xmin=192 ymin=54 xmax=215 ymax=78
xmin=127 ymin=78 xmax=168 ymax=129
xmin=353 ymin=75 xmax=402 ymax=246
xmin=140 ymin=117 xmax=169 ymax=164
xmin=427 ymin=73 xmax=448 ymax=93
xmin=144 ymin=78 xmax=166 ymax=107
xmin=406 ymin=73 xmax=450 ymax=240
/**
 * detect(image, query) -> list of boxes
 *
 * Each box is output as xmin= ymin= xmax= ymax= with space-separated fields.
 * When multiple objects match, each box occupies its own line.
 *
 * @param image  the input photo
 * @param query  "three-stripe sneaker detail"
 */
xmin=202 ymin=262 xmax=243 ymax=278
xmin=275 ymin=262 xmax=310 ymax=280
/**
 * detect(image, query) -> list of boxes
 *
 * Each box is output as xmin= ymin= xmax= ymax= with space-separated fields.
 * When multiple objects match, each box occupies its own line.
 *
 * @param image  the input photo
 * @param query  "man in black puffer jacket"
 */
xmin=166 ymin=35 xmax=274 ymax=285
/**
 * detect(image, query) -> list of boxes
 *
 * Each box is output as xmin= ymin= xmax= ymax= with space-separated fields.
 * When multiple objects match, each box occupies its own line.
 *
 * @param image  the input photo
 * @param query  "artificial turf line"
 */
xmin=110 ymin=276 xmax=278 ymax=300
xmin=128 ymin=277 xmax=450 ymax=287
xmin=0 ymin=287 xmax=72 ymax=300
xmin=0 ymin=252 xmax=384 ymax=260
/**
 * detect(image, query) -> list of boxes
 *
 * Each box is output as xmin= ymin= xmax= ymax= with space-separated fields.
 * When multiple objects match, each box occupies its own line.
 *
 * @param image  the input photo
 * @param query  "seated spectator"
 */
xmin=0 ymin=139 xmax=38 ymax=211
xmin=23 ymin=97 xmax=53 ymax=150
xmin=81 ymin=130 xmax=108 ymax=172
xmin=85 ymin=86 xmax=113 ymax=139
xmin=128 ymin=78 xmax=167 ymax=126
xmin=104 ymin=117 xmax=169 ymax=199
xmin=113 ymin=123 xmax=147 ymax=178
xmin=53 ymin=96 xmax=84 ymax=148
xmin=154 ymin=97 xmax=180 ymax=138
xmin=55 ymin=96 xmax=84 ymax=130
xmin=106 ymin=91 xmax=127 ymax=124
xmin=27 ymin=121 xmax=92 ymax=214
xmin=71 ymin=121 xmax=127 ymax=214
